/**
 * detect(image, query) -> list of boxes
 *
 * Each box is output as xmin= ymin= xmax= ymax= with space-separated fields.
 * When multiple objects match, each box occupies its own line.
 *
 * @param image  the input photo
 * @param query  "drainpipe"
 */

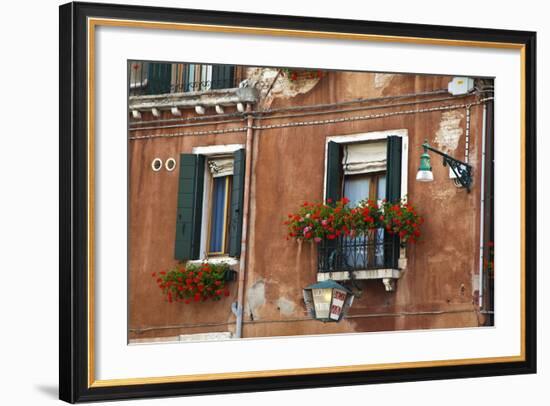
xmin=235 ymin=104 xmax=254 ymax=338
xmin=478 ymin=104 xmax=487 ymax=308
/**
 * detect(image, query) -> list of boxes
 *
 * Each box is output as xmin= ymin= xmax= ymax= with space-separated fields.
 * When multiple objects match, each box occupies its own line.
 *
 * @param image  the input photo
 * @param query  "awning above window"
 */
xmin=342 ymin=141 xmax=387 ymax=175
xmin=208 ymin=157 xmax=234 ymax=178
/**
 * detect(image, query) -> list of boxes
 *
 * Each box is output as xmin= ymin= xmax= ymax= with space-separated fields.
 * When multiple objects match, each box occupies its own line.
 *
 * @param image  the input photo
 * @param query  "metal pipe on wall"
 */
xmin=235 ymin=104 xmax=254 ymax=338
xmin=478 ymin=104 xmax=487 ymax=308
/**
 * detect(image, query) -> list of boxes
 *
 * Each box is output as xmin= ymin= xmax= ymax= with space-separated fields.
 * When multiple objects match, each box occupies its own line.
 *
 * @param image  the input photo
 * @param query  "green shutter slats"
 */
xmin=147 ymin=62 xmax=172 ymax=94
xmin=385 ymin=136 xmax=403 ymax=268
xmin=228 ymin=149 xmax=246 ymax=257
xmin=325 ymin=141 xmax=343 ymax=205
xmin=175 ymin=154 xmax=204 ymax=260
xmin=211 ymin=65 xmax=235 ymax=89
xmin=386 ymin=136 xmax=403 ymax=203
xmin=325 ymin=141 xmax=342 ymax=259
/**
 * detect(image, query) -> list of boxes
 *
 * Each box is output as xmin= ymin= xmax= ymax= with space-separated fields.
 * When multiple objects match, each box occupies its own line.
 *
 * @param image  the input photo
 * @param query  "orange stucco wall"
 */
xmin=128 ymin=70 xmax=486 ymax=341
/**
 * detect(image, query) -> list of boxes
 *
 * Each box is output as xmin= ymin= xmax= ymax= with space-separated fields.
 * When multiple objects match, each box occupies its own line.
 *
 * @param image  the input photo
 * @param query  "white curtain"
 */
xmin=208 ymin=157 xmax=234 ymax=178
xmin=342 ymin=141 xmax=386 ymax=175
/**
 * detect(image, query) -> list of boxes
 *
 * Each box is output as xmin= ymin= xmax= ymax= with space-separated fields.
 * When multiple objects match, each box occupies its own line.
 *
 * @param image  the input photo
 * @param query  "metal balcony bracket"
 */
xmin=382 ymin=278 xmax=396 ymax=292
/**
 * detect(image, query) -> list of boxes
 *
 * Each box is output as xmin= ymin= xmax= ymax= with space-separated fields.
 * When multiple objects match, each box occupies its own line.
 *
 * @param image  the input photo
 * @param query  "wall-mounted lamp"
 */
xmin=303 ymin=280 xmax=354 ymax=322
xmin=195 ymin=105 xmax=206 ymax=115
xmin=416 ymin=140 xmax=473 ymax=192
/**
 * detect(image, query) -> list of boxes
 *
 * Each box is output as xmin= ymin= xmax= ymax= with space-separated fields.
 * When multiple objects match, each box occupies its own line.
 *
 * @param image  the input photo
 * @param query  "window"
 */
xmin=174 ymin=149 xmax=245 ymax=261
xmin=129 ymin=62 xmax=172 ymax=95
xmin=129 ymin=62 xmax=149 ymax=91
xmin=320 ymin=135 xmax=404 ymax=272
xmin=206 ymin=157 xmax=234 ymax=256
xmin=343 ymin=172 xmax=386 ymax=268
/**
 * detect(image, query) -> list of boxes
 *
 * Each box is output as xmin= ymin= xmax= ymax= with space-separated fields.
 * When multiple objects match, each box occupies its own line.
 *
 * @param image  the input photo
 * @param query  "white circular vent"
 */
xmin=151 ymin=158 xmax=163 ymax=172
xmin=165 ymin=158 xmax=177 ymax=172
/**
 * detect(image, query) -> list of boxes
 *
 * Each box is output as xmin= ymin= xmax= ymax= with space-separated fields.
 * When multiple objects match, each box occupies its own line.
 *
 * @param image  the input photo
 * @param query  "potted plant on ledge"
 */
xmin=152 ymin=261 xmax=234 ymax=304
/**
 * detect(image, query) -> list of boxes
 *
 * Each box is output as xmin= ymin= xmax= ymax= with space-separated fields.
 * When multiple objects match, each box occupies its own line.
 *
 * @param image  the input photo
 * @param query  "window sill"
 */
xmin=188 ymin=256 xmax=239 ymax=267
xmin=317 ymin=268 xmax=403 ymax=292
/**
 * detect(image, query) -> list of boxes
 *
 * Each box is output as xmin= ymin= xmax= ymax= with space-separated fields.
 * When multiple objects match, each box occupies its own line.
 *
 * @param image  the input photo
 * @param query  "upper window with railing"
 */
xmin=321 ymin=136 xmax=404 ymax=274
xmin=129 ymin=62 xmax=244 ymax=96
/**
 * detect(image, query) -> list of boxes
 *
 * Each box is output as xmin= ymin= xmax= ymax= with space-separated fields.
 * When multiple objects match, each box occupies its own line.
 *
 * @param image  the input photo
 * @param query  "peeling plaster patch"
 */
xmin=431 ymin=187 xmax=456 ymax=202
xmin=246 ymin=67 xmax=321 ymax=110
xmin=276 ymin=297 xmax=296 ymax=316
xmin=246 ymin=280 xmax=265 ymax=320
xmin=434 ymin=110 xmax=464 ymax=152
xmin=374 ymin=73 xmax=394 ymax=89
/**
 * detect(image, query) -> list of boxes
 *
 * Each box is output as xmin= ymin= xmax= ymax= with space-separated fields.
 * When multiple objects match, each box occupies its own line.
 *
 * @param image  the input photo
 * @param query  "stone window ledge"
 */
xmin=317 ymin=268 xmax=403 ymax=292
xmin=129 ymin=87 xmax=259 ymax=111
xmin=187 ymin=256 xmax=239 ymax=267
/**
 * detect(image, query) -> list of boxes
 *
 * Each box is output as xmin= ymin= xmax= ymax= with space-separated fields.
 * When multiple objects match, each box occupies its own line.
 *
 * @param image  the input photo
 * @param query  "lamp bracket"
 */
xmin=441 ymin=156 xmax=473 ymax=192
xmin=422 ymin=142 xmax=473 ymax=192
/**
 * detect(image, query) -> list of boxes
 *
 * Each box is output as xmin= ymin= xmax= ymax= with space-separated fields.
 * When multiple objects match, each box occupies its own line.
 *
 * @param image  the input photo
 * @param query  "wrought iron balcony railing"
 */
xmin=317 ymin=231 xmax=399 ymax=273
xmin=129 ymin=62 xmax=244 ymax=96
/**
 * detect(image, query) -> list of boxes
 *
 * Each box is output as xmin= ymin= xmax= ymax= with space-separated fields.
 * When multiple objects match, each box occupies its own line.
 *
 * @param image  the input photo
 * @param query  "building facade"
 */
xmin=128 ymin=62 xmax=494 ymax=343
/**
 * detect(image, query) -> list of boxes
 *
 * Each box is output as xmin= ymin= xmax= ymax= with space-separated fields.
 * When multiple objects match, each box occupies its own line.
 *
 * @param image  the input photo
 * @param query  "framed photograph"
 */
xmin=59 ymin=1 xmax=536 ymax=403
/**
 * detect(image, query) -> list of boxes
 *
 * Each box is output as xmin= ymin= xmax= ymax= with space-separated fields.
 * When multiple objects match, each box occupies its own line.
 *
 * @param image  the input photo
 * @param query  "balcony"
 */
xmin=129 ymin=62 xmax=245 ymax=96
xmin=316 ymin=232 xmax=404 ymax=291
xmin=128 ymin=62 xmax=258 ymax=118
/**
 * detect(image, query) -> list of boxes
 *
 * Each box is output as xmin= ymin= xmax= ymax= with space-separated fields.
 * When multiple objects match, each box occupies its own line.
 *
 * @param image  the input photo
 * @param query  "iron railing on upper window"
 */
xmin=129 ymin=62 xmax=245 ymax=96
xmin=317 ymin=232 xmax=399 ymax=273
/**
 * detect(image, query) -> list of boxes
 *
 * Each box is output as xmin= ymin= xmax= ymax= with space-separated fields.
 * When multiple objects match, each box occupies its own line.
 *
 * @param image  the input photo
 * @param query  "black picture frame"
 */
xmin=59 ymin=1 xmax=537 ymax=403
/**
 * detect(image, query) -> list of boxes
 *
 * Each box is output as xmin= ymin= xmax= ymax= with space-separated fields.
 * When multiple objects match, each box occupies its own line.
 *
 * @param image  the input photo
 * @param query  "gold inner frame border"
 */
xmin=86 ymin=17 xmax=527 ymax=388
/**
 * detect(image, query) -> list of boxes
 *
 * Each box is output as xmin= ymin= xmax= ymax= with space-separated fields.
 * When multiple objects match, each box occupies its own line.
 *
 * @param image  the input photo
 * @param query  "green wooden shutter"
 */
xmin=324 ymin=142 xmax=342 ymax=270
xmin=211 ymin=65 xmax=235 ymax=89
xmin=228 ymin=149 xmax=246 ymax=257
xmin=325 ymin=141 xmax=343 ymax=205
xmin=147 ymin=62 xmax=172 ymax=94
xmin=385 ymin=136 xmax=403 ymax=268
xmin=386 ymin=136 xmax=402 ymax=203
xmin=182 ymin=64 xmax=189 ymax=92
xmin=175 ymin=154 xmax=205 ymax=261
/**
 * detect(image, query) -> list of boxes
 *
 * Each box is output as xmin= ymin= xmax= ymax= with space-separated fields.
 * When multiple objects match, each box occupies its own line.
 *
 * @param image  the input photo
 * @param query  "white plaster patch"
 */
xmin=276 ymin=297 xmax=296 ymax=316
xmin=246 ymin=67 xmax=321 ymax=110
xmin=246 ymin=280 xmax=266 ymax=320
xmin=434 ymin=110 xmax=464 ymax=152
xmin=374 ymin=73 xmax=394 ymax=89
